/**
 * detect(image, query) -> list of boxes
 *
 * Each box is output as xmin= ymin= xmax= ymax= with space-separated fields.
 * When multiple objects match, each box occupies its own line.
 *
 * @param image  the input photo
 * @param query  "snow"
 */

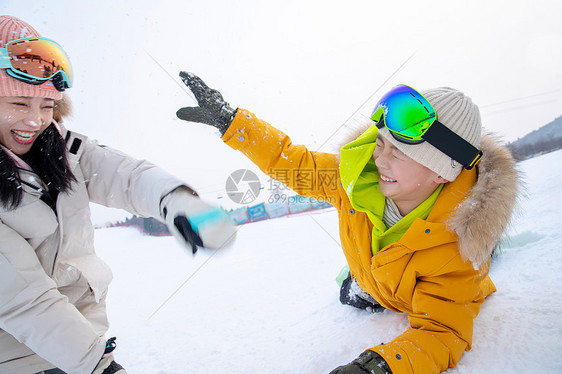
xmin=91 ymin=149 xmax=562 ymax=373
xmin=1 ymin=2 xmax=560 ymax=372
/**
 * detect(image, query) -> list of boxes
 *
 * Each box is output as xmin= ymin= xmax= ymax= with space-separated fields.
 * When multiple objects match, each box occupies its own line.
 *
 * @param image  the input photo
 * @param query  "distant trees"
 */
xmin=110 ymin=215 xmax=171 ymax=236
xmin=506 ymin=116 xmax=562 ymax=161
xmin=508 ymin=136 xmax=562 ymax=161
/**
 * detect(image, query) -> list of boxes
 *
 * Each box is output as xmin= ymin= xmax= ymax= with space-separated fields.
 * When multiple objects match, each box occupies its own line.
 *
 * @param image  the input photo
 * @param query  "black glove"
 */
xmin=329 ymin=350 xmax=392 ymax=374
xmin=340 ymin=273 xmax=385 ymax=313
xmin=92 ymin=337 xmax=127 ymax=374
xmin=176 ymin=71 xmax=237 ymax=135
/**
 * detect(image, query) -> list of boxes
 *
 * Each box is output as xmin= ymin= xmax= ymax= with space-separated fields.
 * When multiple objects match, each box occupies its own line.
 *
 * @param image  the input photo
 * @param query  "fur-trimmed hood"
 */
xmin=337 ymin=122 xmax=520 ymax=269
xmin=447 ymin=134 xmax=520 ymax=267
xmin=53 ymin=93 xmax=72 ymax=123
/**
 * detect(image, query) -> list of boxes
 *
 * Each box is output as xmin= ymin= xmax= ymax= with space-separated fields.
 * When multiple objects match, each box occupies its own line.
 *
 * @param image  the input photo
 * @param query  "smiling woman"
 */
xmin=0 ymin=97 xmax=54 ymax=154
xmin=0 ymin=15 xmax=236 ymax=374
xmin=0 ymin=95 xmax=74 ymax=211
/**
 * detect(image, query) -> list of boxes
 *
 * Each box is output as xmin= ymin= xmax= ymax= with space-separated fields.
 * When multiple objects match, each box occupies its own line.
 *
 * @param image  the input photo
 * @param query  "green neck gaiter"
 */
xmin=339 ymin=123 xmax=443 ymax=255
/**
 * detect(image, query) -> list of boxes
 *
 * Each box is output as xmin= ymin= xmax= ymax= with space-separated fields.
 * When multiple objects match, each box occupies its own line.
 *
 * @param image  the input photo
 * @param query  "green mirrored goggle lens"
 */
xmin=370 ymin=84 xmax=484 ymax=170
xmin=370 ymin=85 xmax=436 ymax=141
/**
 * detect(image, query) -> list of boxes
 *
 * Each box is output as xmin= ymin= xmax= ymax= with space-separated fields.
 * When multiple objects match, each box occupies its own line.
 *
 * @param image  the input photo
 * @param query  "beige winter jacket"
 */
xmin=0 ymin=125 xmax=186 ymax=373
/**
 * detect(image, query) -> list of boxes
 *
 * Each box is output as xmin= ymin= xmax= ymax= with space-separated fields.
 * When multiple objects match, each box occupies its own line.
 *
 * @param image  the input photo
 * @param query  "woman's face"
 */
xmin=373 ymin=134 xmax=447 ymax=215
xmin=0 ymin=96 xmax=54 ymax=155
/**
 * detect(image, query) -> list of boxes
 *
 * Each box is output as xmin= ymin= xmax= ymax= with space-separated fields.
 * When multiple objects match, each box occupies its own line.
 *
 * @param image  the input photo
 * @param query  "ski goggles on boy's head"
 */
xmin=0 ymin=37 xmax=72 ymax=92
xmin=371 ymin=84 xmax=483 ymax=170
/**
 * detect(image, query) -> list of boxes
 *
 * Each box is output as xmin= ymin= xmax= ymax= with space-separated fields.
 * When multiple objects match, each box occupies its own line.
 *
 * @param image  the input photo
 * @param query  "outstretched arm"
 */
xmin=77 ymin=132 xmax=235 ymax=253
xmin=176 ymin=72 xmax=342 ymax=205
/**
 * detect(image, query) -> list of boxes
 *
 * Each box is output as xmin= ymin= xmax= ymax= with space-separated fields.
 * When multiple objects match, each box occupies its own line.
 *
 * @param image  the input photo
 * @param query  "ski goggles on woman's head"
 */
xmin=0 ymin=37 xmax=72 ymax=91
xmin=370 ymin=84 xmax=483 ymax=170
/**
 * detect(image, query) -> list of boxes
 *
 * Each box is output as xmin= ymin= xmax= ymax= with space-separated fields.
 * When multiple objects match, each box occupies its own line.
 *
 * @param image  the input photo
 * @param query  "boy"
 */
xmin=176 ymin=72 xmax=519 ymax=373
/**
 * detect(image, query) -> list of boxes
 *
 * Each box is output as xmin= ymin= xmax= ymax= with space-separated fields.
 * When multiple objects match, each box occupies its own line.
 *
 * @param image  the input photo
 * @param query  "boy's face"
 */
xmin=373 ymin=134 xmax=447 ymax=215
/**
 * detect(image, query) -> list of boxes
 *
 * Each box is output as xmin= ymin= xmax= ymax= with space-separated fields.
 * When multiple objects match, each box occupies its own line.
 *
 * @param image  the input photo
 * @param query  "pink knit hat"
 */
xmin=0 ymin=15 xmax=63 ymax=100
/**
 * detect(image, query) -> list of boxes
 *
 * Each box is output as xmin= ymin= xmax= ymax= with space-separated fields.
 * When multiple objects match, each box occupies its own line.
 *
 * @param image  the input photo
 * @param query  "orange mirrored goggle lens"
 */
xmin=7 ymin=37 xmax=73 ymax=83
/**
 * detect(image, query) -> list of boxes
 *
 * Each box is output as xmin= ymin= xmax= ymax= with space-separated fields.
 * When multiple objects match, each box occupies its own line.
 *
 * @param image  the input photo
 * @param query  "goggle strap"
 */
xmin=422 ymin=120 xmax=483 ymax=170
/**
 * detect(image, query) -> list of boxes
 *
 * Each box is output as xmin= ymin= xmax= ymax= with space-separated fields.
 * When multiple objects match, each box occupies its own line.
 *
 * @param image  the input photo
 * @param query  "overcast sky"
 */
xmin=2 ymin=0 xmax=561 ymax=202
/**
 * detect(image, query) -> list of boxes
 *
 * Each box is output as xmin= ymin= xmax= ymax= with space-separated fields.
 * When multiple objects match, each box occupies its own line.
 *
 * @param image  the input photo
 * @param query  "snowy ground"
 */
xmin=92 ymin=149 xmax=562 ymax=374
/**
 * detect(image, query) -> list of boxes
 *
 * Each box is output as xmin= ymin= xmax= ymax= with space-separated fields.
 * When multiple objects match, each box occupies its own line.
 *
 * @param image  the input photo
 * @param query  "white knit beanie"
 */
xmin=0 ymin=15 xmax=63 ymax=100
xmin=378 ymin=87 xmax=482 ymax=181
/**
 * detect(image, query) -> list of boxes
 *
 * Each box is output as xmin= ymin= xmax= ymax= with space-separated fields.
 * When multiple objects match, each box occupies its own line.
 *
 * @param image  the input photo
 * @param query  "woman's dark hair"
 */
xmin=0 ymin=124 xmax=76 ymax=209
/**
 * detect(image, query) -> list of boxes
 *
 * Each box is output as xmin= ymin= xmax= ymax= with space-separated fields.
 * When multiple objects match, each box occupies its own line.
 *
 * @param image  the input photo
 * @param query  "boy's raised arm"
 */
xmin=176 ymin=72 xmax=342 ymax=205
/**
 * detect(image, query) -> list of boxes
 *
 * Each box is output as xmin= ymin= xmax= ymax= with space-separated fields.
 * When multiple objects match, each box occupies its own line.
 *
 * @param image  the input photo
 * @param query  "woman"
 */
xmin=0 ymin=16 xmax=235 ymax=374
xmin=175 ymin=72 xmax=520 ymax=373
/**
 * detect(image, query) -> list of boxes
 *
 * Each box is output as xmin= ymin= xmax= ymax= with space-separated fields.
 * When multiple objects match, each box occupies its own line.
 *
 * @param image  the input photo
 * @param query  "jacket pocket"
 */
xmin=57 ymin=255 xmax=113 ymax=303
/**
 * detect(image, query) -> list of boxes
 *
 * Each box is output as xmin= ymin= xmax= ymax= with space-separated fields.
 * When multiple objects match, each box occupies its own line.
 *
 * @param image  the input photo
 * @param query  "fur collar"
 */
xmin=53 ymin=93 xmax=72 ymax=123
xmin=447 ymin=134 xmax=520 ymax=268
xmin=337 ymin=121 xmax=520 ymax=269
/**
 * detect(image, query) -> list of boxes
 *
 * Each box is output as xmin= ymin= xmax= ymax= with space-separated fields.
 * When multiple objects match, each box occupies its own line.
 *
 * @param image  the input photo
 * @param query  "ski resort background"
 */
xmin=102 ymin=192 xmax=333 ymax=235
xmin=100 ymin=115 xmax=560 ymax=235
xmin=3 ymin=1 xmax=561 ymax=372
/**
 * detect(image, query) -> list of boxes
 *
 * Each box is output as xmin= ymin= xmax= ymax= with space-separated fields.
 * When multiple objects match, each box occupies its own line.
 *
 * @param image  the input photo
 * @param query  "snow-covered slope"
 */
xmin=93 ymin=149 xmax=562 ymax=373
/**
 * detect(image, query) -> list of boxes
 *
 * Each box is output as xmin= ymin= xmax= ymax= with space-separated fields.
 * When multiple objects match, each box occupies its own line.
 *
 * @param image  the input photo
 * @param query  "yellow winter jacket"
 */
xmin=222 ymin=109 xmax=518 ymax=374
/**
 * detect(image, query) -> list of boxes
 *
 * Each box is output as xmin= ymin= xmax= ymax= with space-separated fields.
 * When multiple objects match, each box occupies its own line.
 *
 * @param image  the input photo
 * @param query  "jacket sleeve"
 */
xmin=371 ymin=254 xmax=490 ymax=374
xmin=0 ymin=221 xmax=106 ymax=373
xmin=222 ymin=108 xmax=342 ymax=205
xmin=75 ymin=134 xmax=188 ymax=218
